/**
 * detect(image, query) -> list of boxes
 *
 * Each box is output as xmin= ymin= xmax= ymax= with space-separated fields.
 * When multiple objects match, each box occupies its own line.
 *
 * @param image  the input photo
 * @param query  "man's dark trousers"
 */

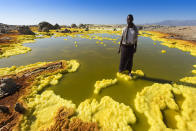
xmin=119 ymin=44 xmax=135 ymax=73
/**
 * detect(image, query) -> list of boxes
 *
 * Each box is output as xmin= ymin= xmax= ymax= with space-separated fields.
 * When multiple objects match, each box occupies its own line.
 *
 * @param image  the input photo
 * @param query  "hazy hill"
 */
xmin=149 ymin=20 xmax=196 ymax=26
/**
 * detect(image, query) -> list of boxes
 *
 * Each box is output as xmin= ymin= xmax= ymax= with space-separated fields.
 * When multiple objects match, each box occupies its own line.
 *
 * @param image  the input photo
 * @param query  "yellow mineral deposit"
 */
xmin=17 ymin=35 xmax=36 ymax=44
xmin=77 ymin=96 xmax=136 ymax=131
xmin=132 ymin=70 xmax=145 ymax=76
xmin=0 ymin=35 xmax=37 ymax=58
xmin=19 ymin=90 xmax=76 ymax=131
xmin=180 ymin=65 xmax=196 ymax=84
xmin=0 ymin=44 xmax=31 ymax=58
xmin=116 ymin=72 xmax=132 ymax=81
xmin=180 ymin=76 xmax=196 ymax=84
xmin=28 ymin=73 xmax=63 ymax=97
xmin=116 ymin=70 xmax=144 ymax=81
xmin=93 ymin=78 xmax=117 ymax=94
xmin=0 ymin=61 xmax=52 ymax=76
xmin=134 ymin=83 xmax=196 ymax=131
xmin=192 ymin=70 xmax=196 ymax=74
xmin=66 ymin=60 xmax=80 ymax=72
xmin=161 ymin=50 xmax=166 ymax=53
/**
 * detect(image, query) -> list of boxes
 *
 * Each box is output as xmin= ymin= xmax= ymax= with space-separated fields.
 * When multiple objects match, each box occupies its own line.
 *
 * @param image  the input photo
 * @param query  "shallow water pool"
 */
xmin=0 ymin=33 xmax=195 ymax=130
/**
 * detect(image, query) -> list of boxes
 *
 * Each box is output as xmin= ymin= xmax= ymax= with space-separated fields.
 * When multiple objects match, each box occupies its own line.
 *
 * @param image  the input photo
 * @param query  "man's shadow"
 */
xmin=133 ymin=74 xmax=196 ymax=87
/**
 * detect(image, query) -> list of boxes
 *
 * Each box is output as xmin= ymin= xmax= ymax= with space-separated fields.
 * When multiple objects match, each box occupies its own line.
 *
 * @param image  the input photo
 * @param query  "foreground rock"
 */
xmin=0 ymin=105 xmax=9 ymax=113
xmin=17 ymin=26 xmax=35 ymax=35
xmin=0 ymin=77 xmax=21 ymax=99
xmin=14 ymin=103 xmax=25 ymax=114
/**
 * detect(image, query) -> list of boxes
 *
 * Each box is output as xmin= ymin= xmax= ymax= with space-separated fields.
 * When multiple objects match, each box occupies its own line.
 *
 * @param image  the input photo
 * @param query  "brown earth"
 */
xmin=0 ymin=31 xmax=19 ymax=45
xmin=45 ymin=107 xmax=99 ymax=131
xmin=144 ymin=26 xmax=196 ymax=43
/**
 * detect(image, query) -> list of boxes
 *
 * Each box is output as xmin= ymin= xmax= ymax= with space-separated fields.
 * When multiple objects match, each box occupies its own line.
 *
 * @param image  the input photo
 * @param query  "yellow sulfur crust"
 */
xmin=77 ymin=96 xmax=136 ymax=131
xmin=134 ymin=83 xmax=196 ymax=131
xmin=94 ymin=78 xmax=117 ymax=94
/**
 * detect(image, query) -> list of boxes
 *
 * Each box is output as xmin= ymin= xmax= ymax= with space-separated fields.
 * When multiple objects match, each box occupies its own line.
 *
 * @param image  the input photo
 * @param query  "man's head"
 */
xmin=127 ymin=14 xmax=134 ymax=25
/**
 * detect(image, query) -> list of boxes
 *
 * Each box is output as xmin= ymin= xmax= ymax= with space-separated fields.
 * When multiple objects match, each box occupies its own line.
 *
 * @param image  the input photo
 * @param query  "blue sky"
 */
xmin=0 ymin=0 xmax=196 ymax=25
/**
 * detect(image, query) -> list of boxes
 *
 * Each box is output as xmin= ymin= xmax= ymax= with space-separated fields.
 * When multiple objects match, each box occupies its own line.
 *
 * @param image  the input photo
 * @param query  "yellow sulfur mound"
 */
xmin=134 ymin=83 xmax=196 ymax=131
xmin=0 ymin=44 xmax=31 ymax=58
xmin=132 ymin=70 xmax=145 ymax=76
xmin=0 ymin=61 xmax=52 ymax=76
xmin=28 ymin=73 xmax=63 ymax=97
xmin=66 ymin=60 xmax=80 ymax=72
xmin=116 ymin=72 xmax=132 ymax=81
xmin=180 ymin=65 xmax=196 ymax=84
xmin=0 ymin=59 xmax=79 ymax=77
xmin=173 ymin=84 xmax=196 ymax=131
xmin=20 ymin=90 xmax=76 ymax=131
xmin=180 ymin=76 xmax=196 ymax=84
xmin=192 ymin=70 xmax=196 ymax=74
xmin=77 ymin=96 xmax=136 ymax=131
xmin=0 ymin=35 xmax=36 ymax=59
xmin=18 ymin=60 xmax=80 ymax=98
xmin=161 ymin=50 xmax=166 ymax=53
xmin=94 ymin=78 xmax=117 ymax=94
xmin=116 ymin=70 xmax=145 ymax=81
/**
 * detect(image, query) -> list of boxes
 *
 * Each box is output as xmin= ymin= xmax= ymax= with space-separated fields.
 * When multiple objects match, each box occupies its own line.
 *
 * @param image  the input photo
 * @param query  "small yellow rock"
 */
xmin=161 ymin=50 xmax=166 ymax=53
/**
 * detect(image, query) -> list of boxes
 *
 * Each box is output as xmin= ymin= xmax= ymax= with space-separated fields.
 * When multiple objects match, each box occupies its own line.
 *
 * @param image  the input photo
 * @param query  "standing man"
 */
xmin=118 ymin=14 xmax=138 ymax=77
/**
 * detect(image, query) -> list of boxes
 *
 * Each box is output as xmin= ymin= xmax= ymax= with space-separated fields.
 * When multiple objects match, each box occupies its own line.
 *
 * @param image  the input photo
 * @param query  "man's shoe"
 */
xmin=128 ymin=73 xmax=133 ymax=78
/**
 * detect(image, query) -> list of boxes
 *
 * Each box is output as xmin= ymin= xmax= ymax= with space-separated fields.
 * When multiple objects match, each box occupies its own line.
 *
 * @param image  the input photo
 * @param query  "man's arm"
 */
xmin=134 ymin=40 xmax=137 ymax=53
xmin=118 ymin=35 xmax=123 ymax=54
xmin=134 ymin=27 xmax=138 ymax=53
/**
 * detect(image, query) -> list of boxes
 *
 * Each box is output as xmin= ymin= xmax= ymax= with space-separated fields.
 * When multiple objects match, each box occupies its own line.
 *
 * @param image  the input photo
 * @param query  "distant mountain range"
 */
xmin=147 ymin=20 xmax=196 ymax=26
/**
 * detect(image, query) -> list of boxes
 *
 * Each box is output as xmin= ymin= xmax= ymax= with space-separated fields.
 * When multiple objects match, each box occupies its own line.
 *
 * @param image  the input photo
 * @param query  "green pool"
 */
xmin=0 ymin=33 xmax=195 ymax=130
